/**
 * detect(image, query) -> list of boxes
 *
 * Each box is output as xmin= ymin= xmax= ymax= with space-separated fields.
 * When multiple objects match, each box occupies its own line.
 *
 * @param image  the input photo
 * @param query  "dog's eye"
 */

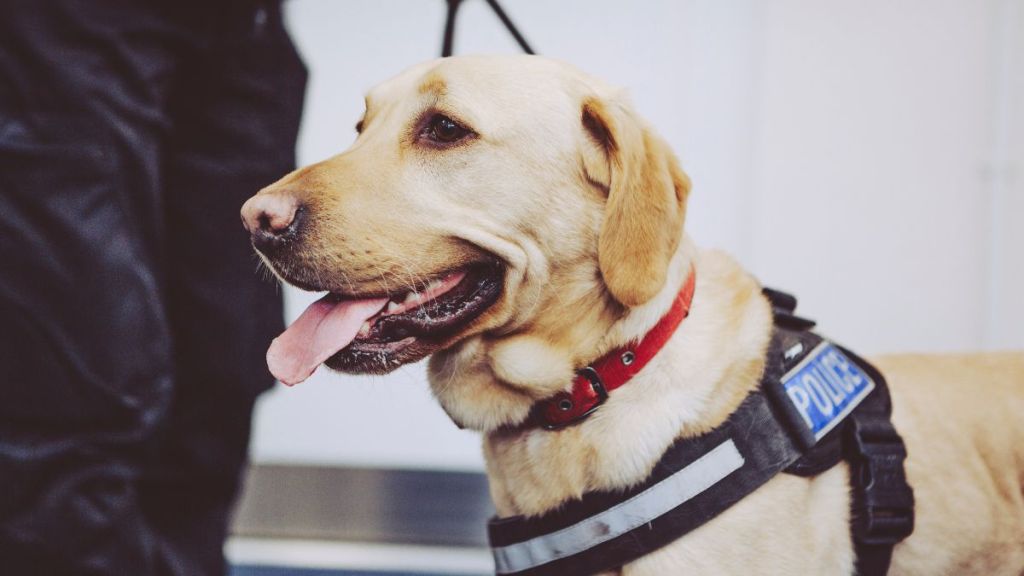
xmin=423 ymin=114 xmax=471 ymax=145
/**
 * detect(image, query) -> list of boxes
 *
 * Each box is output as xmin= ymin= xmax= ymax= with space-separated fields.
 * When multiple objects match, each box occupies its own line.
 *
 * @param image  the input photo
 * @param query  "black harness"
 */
xmin=487 ymin=289 xmax=915 ymax=575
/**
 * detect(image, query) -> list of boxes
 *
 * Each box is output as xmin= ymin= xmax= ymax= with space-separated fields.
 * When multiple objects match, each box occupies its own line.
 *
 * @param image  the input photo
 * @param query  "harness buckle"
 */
xmin=846 ymin=417 xmax=915 ymax=545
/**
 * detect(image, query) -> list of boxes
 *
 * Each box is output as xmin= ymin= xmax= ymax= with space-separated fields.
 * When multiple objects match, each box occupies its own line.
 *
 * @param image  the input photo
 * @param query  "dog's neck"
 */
xmin=475 ymin=240 xmax=775 ymax=517
xmin=598 ymin=237 xmax=699 ymax=362
xmin=528 ymin=267 xmax=697 ymax=430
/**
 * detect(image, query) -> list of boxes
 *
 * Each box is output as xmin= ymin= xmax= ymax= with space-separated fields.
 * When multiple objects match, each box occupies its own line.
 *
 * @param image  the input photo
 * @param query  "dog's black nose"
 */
xmin=240 ymin=192 xmax=302 ymax=252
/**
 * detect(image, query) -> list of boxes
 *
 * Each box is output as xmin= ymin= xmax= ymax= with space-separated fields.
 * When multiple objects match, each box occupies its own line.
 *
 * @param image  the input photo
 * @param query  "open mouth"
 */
xmin=267 ymin=263 xmax=504 ymax=383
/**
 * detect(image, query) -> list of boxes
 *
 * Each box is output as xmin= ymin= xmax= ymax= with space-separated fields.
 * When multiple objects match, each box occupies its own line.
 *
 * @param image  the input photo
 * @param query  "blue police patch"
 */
xmin=781 ymin=342 xmax=875 ymax=440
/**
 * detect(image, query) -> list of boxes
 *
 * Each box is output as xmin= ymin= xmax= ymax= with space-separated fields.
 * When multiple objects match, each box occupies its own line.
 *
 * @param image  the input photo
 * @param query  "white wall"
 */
xmin=249 ymin=0 xmax=1024 ymax=471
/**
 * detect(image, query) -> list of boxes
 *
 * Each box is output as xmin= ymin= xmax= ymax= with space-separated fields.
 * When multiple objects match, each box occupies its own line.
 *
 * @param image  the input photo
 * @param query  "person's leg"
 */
xmin=0 ymin=1 xmax=195 ymax=573
xmin=138 ymin=2 xmax=307 ymax=574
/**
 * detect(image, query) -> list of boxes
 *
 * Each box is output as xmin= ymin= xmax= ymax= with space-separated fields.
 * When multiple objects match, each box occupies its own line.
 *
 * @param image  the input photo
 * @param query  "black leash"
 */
xmin=441 ymin=0 xmax=535 ymax=57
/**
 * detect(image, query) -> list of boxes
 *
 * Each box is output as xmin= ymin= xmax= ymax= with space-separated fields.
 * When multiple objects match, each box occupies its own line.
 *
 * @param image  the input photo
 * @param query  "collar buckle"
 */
xmin=541 ymin=367 xmax=608 ymax=430
xmin=577 ymin=366 xmax=609 ymax=401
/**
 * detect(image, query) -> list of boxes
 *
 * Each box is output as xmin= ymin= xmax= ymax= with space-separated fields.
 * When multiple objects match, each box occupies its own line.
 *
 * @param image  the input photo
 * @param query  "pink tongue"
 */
xmin=267 ymin=296 xmax=388 ymax=385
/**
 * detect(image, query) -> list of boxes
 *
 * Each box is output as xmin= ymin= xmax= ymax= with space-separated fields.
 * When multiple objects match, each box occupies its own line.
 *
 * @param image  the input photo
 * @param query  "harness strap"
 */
xmin=489 ymin=391 xmax=804 ymax=576
xmin=839 ymin=345 xmax=915 ymax=576
xmin=488 ymin=297 xmax=914 ymax=575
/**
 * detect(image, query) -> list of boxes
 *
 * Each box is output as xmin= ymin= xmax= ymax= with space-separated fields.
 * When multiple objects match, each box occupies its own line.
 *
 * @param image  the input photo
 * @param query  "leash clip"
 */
xmin=847 ymin=418 xmax=915 ymax=545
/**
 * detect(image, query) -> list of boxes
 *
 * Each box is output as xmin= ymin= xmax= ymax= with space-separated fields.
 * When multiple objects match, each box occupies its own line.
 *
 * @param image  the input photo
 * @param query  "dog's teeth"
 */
xmin=386 ymin=301 xmax=400 ymax=313
xmin=403 ymin=291 xmax=421 ymax=305
xmin=426 ymin=279 xmax=443 ymax=291
xmin=358 ymin=321 xmax=371 ymax=337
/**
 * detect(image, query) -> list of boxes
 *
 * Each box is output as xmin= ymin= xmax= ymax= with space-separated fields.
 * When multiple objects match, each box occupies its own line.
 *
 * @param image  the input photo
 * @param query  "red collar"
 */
xmin=534 ymin=268 xmax=697 ymax=429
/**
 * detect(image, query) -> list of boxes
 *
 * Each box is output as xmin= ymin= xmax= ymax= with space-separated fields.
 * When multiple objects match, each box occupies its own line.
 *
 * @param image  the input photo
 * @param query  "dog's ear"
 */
xmin=581 ymin=95 xmax=690 ymax=307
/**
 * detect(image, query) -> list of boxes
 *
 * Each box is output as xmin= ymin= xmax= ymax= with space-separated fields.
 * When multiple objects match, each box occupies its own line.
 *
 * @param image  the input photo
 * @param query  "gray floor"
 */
xmin=232 ymin=464 xmax=494 ymax=546
xmin=229 ymin=465 xmax=494 ymax=575
xmin=231 ymin=568 xmax=480 ymax=576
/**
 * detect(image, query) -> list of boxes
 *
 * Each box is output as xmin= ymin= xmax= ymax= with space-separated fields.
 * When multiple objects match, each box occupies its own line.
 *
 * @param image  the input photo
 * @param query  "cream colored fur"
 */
xmin=249 ymin=55 xmax=1024 ymax=575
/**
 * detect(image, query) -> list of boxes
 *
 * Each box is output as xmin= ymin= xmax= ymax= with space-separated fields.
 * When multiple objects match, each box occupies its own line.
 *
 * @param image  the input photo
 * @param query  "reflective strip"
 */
xmin=492 ymin=439 xmax=745 ymax=574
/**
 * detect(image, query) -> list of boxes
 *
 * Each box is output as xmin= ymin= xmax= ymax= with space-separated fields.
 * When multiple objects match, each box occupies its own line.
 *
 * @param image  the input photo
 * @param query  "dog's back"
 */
xmin=880 ymin=352 xmax=1024 ymax=574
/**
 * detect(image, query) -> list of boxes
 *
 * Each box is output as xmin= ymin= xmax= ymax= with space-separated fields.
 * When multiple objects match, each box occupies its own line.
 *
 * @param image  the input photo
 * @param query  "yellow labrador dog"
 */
xmin=241 ymin=55 xmax=1024 ymax=575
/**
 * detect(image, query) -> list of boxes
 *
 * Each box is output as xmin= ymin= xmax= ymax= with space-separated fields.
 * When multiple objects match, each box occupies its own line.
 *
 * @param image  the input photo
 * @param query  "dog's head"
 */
xmin=242 ymin=55 xmax=691 ymax=428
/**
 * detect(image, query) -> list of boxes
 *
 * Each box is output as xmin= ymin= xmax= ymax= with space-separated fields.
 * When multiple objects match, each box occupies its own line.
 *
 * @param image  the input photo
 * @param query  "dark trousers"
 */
xmin=0 ymin=1 xmax=306 ymax=574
